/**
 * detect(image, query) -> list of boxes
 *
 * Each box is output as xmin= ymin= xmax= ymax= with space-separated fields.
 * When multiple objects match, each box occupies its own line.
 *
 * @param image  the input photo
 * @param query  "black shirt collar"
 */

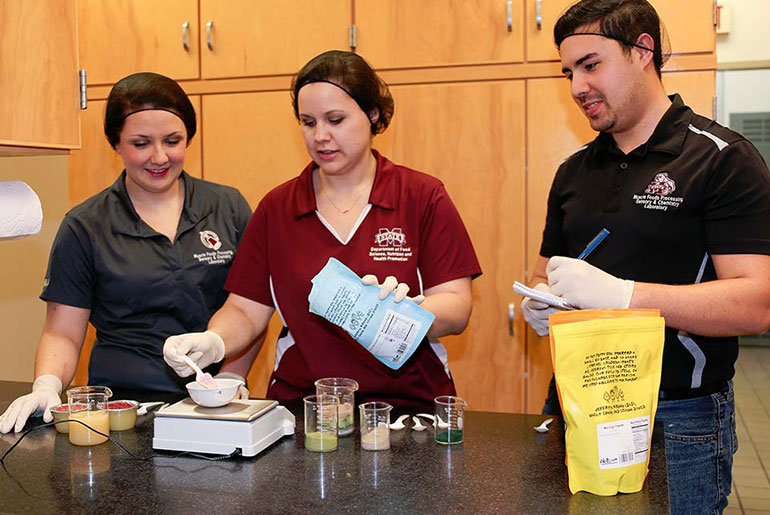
xmin=597 ymin=94 xmax=693 ymax=157
xmin=109 ymin=170 xmax=201 ymax=238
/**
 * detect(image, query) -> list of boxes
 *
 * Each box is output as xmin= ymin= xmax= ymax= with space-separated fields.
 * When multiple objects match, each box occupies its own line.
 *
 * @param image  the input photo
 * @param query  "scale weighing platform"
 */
xmin=153 ymin=398 xmax=295 ymax=457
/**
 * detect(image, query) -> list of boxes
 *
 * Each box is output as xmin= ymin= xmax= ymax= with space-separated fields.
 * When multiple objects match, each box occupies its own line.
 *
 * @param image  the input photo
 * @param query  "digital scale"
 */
xmin=152 ymin=398 xmax=295 ymax=457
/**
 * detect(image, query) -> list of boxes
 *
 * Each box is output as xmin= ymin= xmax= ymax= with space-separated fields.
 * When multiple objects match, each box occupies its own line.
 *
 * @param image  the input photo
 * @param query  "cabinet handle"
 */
xmin=182 ymin=21 xmax=190 ymax=51
xmin=508 ymin=302 xmax=515 ymax=336
xmin=507 ymin=1 xmax=513 ymax=32
xmin=79 ymin=69 xmax=87 ymax=110
xmin=206 ymin=20 xmax=214 ymax=51
xmin=536 ymin=0 xmax=542 ymax=30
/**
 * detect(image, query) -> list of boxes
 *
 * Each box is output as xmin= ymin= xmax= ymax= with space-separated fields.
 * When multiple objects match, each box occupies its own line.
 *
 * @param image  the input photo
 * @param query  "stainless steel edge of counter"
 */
xmin=0 ymin=381 xmax=669 ymax=514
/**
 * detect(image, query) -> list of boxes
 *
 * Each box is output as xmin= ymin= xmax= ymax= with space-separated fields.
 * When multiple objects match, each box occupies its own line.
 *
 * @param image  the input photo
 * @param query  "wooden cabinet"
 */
xmin=354 ymin=0 xmax=524 ymax=68
xmin=652 ymin=0 xmax=716 ymax=55
xmin=78 ymin=0 xmax=350 ymax=84
xmin=526 ymin=0 xmax=716 ymax=62
xmin=78 ymin=0 xmax=199 ymax=85
xmin=526 ymin=0 xmax=574 ymax=62
xmin=199 ymin=91 xmax=326 ymax=396
xmin=0 ymin=0 xmax=80 ymax=154
xmin=375 ymin=81 xmax=527 ymax=412
xmin=199 ymin=0 xmax=350 ymax=79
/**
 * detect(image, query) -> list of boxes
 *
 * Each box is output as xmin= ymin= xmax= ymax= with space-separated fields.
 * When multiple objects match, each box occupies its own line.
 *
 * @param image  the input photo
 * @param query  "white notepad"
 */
xmin=513 ymin=281 xmax=576 ymax=310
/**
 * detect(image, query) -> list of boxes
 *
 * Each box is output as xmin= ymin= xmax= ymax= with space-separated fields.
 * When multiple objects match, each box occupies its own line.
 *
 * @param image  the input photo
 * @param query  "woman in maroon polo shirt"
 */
xmin=164 ymin=51 xmax=481 ymax=411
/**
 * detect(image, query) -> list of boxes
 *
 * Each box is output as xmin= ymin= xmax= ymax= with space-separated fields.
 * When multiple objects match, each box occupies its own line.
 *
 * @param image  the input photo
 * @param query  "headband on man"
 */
xmin=120 ymin=106 xmax=185 ymax=123
xmin=561 ymin=32 xmax=653 ymax=53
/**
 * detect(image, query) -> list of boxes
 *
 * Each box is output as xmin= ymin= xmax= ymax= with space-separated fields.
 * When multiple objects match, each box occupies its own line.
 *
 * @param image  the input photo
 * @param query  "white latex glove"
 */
xmin=0 ymin=374 xmax=62 ymax=434
xmin=163 ymin=330 xmax=225 ymax=377
xmin=215 ymin=372 xmax=249 ymax=399
xmin=546 ymin=256 xmax=635 ymax=309
xmin=521 ymin=283 xmax=564 ymax=336
xmin=361 ymin=274 xmax=425 ymax=304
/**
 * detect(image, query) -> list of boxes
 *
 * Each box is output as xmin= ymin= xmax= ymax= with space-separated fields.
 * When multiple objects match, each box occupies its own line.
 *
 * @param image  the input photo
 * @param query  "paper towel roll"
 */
xmin=0 ymin=181 xmax=43 ymax=240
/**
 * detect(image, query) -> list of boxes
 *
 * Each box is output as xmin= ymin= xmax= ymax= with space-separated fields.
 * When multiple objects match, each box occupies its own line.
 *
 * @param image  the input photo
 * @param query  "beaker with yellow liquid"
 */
xmin=66 ymin=386 xmax=112 ymax=446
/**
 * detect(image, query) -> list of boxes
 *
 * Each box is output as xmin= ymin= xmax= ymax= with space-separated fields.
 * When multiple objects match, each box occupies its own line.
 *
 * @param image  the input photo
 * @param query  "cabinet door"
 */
xmin=526 ymin=0 xmax=574 ymax=62
xmin=526 ymin=0 xmax=715 ymax=62
xmin=68 ymin=97 xmax=202 ymax=208
xmin=0 ymin=0 xmax=79 ymax=151
xmin=651 ymin=0 xmax=715 ymax=55
xmin=525 ymin=77 xmax=595 ymax=412
xmin=355 ymin=0 xmax=524 ymax=68
xmin=663 ymin=71 xmax=716 ymax=119
xmin=78 ymin=0 xmax=199 ymax=85
xmin=201 ymin=92 xmax=309 ymax=395
xmin=199 ymin=0 xmax=351 ymax=79
xmin=375 ymin=81 xmax=527 ymax=413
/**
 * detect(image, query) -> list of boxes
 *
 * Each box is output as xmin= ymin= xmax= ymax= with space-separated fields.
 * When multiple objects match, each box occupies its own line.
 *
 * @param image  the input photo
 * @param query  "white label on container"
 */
xmin=596 ymin=416 xmax=650 ymax=470
xmin=369 ymin=309 xmax=422 ymax=364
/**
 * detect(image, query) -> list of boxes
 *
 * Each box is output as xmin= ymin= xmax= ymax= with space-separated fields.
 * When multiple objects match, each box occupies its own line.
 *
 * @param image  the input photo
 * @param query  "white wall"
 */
xmin=716 ymin=69 xmax=770 ymax=126
xmin=716 ymin=0 xmax=770 ymax=65
xmin=0 ymin=156 xmax=68 ymax=382
xmin=715 ymin=0 xmax=770 ymax=128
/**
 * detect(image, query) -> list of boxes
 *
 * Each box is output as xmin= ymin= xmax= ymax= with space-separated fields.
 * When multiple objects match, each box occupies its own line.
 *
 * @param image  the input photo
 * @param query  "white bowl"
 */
xmin=186 ymin=378 xmax=243 ymax=407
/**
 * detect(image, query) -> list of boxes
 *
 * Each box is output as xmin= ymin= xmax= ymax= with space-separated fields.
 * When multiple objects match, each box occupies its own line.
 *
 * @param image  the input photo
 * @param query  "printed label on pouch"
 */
xmin=596 ymin=416 xmax=650 ymax=470
xmin=369 ymin=309 xmax=422 ymax=364
xmin=308 ymin=258 xmax=435 ymax=370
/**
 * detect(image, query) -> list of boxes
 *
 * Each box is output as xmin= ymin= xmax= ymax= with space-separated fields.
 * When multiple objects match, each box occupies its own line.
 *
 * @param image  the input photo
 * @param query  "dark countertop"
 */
xmin=0 ymin=381 xmax=668 ymax=514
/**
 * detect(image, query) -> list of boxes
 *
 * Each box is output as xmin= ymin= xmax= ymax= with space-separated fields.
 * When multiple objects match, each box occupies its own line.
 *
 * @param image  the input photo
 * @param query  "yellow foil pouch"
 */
xmin=551 ymin=313 xmax=665 ymax=495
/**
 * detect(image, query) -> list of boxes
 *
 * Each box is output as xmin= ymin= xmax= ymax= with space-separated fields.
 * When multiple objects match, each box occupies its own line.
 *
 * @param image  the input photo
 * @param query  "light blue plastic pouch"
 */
xmin=308 ymin=258 xmax=435 ymax=370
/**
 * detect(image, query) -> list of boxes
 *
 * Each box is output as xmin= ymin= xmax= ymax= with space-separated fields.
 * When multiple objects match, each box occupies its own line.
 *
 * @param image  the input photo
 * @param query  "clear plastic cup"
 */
xmin=359 ymin=401 xmax=392 ymax=451
xmin=66 ymin=386 xmax=112 ymax=446
xmin=434 ymin=395 xmax=467 ymax=445
xmin=315 ymin=377 xmax=358 ymax=437
xmin=303 ymin=394 xmax=339 ymax=453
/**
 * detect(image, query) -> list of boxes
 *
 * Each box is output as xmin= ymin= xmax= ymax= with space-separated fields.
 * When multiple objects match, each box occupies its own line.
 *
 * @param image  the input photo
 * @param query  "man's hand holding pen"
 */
xmin=546 ymin=257 xmax=635 ymax=310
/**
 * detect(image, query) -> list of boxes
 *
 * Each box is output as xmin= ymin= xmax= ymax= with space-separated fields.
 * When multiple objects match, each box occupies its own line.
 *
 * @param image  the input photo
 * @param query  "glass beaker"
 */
xmin=303 ymin=394 xmax=339 ymax=453
xmin=315 ymin=377 xmax=358 ymax=436
xmin=359 ymin=401 xmax=392 ymax=451
xmin=434 ymin=395 xmax=467 ymax=445
xmin=67 ymin=386 xmax=112 ymax=446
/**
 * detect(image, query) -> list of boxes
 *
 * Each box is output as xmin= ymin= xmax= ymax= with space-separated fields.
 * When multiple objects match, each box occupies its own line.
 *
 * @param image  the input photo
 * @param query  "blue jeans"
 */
xmin=656 ymin=382 xmax=737 ymax=515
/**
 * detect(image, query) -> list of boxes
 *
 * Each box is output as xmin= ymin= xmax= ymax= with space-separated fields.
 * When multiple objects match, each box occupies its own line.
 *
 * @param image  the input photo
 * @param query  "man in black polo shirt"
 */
xmin=521 ymin=0 xmax=770 ymax=512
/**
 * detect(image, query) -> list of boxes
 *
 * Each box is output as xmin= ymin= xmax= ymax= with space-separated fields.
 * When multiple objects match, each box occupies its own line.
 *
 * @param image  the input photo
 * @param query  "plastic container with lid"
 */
xmin=106 ymin=400 xmax=139 ymax=431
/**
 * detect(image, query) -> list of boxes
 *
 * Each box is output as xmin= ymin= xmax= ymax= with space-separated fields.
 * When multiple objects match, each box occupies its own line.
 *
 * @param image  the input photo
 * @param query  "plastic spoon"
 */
xmin=412 ymin=416 xmax=427 ymax=431
xmin=416 ymin=413 xmax=449 ymax=429
xmin=136 ymin=401 xmax=164 ymax=416
xmin=534 ymin=418 xmax=553 ymax=433
xmin=391 ymin=414 xmax=409 ymax=430
xmin=180 ymin=355 xmax=218 ymax=389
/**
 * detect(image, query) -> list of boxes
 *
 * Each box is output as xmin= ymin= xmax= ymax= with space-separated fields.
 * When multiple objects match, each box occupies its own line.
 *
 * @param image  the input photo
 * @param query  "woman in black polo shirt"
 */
xmin=0 ymin=73 xmax=253 ymax=433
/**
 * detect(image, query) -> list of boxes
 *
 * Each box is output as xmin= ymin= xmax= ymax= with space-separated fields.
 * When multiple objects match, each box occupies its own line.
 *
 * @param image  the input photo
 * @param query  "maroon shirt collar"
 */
xmin=292 ymin=149 xmax=398 ymax=219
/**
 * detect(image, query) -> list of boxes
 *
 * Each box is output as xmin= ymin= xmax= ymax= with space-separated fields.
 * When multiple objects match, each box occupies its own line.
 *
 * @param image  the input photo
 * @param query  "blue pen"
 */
xmin=577 ymin=228 xmax=610 ymax=260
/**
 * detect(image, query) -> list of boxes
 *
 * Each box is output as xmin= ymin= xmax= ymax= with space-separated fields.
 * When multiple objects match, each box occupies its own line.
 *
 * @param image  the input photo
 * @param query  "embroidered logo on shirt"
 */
xmin=644 ymin=172 xmax=676 ymax=196
xmin=194 ymin=230 xmax=234 ymax=265
xmin=374 ymin=228 xmax=406 ymax=247
xmin=369 ymin=228 xmax=413 ymax=262
xmin=633 ymin=172 xmax=684 ymax=211
xmin=200 ymin=230 xmax=222 ymax=250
